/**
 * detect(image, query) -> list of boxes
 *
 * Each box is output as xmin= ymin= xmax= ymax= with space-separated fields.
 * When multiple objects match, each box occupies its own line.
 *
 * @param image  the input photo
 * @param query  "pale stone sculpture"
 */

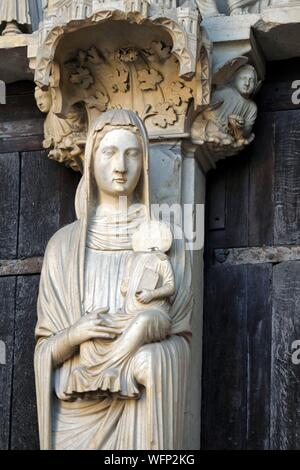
xmin=70 ymin=220 xmax=175 ymax=398
xmin=228 ymin=0 xmax=276 ymax=14
xmin=35 ymin=86 xmax=87 ymax=171
xmin=0 ymin=0 xmax=30 ymax=35
xmin=196 ymin=0 xmax=220 ymax=16
xmin=31 ymin=1 xmax=212 ymax=167
xmin=44 ymin=0 xmax=93 ymax=20
xmin=34 ymin=109 xmax=193 ymax=450
xmin=30 ymin=0 xmax=209 ymax=450
xmin=191 ymin=63 xmax=259 ymax=159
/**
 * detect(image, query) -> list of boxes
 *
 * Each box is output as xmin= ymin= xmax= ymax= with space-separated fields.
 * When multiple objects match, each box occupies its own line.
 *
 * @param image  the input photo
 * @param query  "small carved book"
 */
xmin=137 ymin=268 xmax=159 ymax=292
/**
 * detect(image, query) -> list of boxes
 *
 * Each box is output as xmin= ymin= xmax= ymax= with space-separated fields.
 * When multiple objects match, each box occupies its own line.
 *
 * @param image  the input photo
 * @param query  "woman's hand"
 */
xmin=68 ymin=308 xmax=119 ymax=347
xmin=136 ymin=290 xmax=154 ymax=304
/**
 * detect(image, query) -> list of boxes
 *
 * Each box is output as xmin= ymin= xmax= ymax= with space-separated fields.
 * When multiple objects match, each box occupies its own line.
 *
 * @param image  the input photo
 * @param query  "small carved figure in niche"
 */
xmin=0 ymin=0 xmax=30 ymax=35
xmin=35 ymin=86 xmax=87 ymax=171
xmin=71 ymin=220 xmax=175 ymax=398
xmin=192 ymin=64 xmax=259 ymax=147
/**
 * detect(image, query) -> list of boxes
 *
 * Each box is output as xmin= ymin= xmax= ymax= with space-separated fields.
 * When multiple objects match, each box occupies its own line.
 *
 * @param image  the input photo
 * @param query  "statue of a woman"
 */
xmin=34 ymin=109 xmax=193 ymax=450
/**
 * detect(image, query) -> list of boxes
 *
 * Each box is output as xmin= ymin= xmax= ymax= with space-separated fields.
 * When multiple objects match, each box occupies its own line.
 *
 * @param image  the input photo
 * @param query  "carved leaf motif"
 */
xmin=170 ymin=81 xmax=193 ymax=105
xmin=111 ymin=68 xmax=129 ymax=93
xmin=87 ymin=47 xmax=104 ymax=65
xmin=85 ymin=90 xmax=109 ymax=112
xmin=149 ymin=41 xmax=171 ymax=61
xmin=153 ymin=103 xmax=177 ymax=128
xmin=78 ymin=50 xmax=86 ymax=67
xmin=69 ymin=67 xmax=94 ymax=89
xmin=137 ymin=69 xmax=163 ymax=91
xmin=116 ymin=48 xmax=139 ymax=63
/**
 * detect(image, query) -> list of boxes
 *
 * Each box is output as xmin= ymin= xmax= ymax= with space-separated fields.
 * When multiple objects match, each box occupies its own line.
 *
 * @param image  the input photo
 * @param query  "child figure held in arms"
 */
xmin=70 ymin=221 xmax=175 ymax=399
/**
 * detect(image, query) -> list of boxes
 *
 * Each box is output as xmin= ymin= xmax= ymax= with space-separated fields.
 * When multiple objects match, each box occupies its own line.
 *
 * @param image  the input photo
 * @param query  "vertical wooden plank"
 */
xmin=274 ymin=110 xmax=300 ymax=246
xmin=249 ymin=113 xmax=275 ymax=247
xmin=207 ymin=172 xmax=226 ymax=231
xmin=10 ymin=276 xmax=40 ymax=450
xmin=18 ymin=151 xmax=60 ymax=257
xmin=18 ymin=151 xmax=79 ymax=258
xmin=271 ymin=261 xmax=300 ymax=450
xmin=224 ymin=151 xmax=249 ymax=248
xmin=0 ymin=277 xmax=16 ymax=450
xmin=206 ymin=149 xmax=249 ymax=249
xmin=0 ymin=153 xmax=20 ymax=259
xmin=201 ymin=265 xmax=248 ymax=449
xmin=246 ymin=264 xmax=272 ymax=450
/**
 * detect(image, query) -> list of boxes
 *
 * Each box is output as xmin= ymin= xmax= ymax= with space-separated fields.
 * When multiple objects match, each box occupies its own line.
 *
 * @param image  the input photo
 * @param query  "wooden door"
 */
xmin=202 ymin=59 xmax=300 ymax=450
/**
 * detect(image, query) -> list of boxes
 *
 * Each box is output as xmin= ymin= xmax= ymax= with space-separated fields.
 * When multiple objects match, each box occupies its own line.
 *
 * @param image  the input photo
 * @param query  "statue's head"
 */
xmin=77 ymin=109 xmax=150 ymax=216
xmin=35 ymin=86 xmax=52 ymax=113
xmin=93 ymin=126 xmax=143 ymax=200
xmin=233 ymin=65 xmax=257 ymax=98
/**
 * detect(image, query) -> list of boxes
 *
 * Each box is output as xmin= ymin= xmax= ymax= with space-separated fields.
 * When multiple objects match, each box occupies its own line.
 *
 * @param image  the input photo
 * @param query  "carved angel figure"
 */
xmin=0 ymin=0 xmax=30 ymax=35
xmin=35 ymin=87 xmax=87 ymax=171
xmin=192 ymin=64 xmax=258 ymax=147
xmin=34 ymin=109 xmax=192 ymax=450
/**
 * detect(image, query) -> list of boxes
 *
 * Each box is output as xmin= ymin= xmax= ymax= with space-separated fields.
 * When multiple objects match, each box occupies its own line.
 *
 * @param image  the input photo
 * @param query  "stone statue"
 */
xmin=0 ymin=0 xmax=30 ymax=35
xmin=35 ymin=87 xmax=87 ymax=171
xmin=192 ymin=64 xmax=259 ymax=147
xmin=70 ymin=220 xmax=176 ymax=398
xmin=34 ymin=109 xmax=193 ymax=450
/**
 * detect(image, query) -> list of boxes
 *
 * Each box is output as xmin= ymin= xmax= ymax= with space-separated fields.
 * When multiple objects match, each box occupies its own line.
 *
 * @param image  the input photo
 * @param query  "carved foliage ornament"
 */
xmin=38 ymin=37 xmax=204 ymax=169
xmin=63 ymin=42 xmax=193 ymax=128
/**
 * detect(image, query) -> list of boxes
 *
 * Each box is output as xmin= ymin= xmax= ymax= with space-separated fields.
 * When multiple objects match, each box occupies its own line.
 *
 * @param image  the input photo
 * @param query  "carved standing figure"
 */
xmin=35 ymin=87 xmax=87 ymax=171
xmin=0 ymin=0 xmax=30 ymax=35
xmin=34 ymin=109 xmax=193 ymax=450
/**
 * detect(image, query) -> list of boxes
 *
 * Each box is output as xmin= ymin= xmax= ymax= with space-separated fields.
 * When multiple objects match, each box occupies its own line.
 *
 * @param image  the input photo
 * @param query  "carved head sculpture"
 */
xmin=93 ymin=128 xmax=143 ymax=202
xmin=233 ymin=65 xmax=258 ymax=99
xmin=75 ymin=109 xmax=150 ymax=219
xmin=35 ymin=87 xmax=52 ymax=113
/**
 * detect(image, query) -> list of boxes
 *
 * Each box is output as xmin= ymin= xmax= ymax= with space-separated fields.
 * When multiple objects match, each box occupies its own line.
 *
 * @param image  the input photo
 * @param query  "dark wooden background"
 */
xmin=0 ymin=82 xmax=80 ymax=450
xmin=1 ymin=58 xmax=300 ymax=450
xmin=202 ymin=58 xmax=300 ymax=450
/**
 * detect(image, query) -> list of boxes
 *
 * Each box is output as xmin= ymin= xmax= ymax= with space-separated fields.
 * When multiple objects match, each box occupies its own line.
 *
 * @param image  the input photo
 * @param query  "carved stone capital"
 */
xmin=30 ymin=0 xmax=215 ymax=169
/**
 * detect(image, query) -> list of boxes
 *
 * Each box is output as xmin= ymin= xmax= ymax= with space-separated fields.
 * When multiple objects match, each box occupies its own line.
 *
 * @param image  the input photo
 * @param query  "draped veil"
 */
xmin=34 ymin=110 xmax=193 ymax=450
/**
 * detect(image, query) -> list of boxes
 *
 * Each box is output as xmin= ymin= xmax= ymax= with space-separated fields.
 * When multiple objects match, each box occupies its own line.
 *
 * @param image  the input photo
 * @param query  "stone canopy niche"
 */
xmin=31 ymin=1 xmax=211 ymax=171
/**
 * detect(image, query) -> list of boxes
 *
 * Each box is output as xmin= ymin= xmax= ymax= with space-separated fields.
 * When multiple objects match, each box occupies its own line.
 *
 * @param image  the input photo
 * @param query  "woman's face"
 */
xmin=93 ymin=129 xmax=143 ymax=200
xmin=35 ymin=88 xmax=52 ymax=113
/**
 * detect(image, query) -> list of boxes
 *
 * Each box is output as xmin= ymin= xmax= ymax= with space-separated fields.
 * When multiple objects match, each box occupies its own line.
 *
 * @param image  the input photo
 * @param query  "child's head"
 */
xmin=132 ymin=220 xmax=173 ymax=254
